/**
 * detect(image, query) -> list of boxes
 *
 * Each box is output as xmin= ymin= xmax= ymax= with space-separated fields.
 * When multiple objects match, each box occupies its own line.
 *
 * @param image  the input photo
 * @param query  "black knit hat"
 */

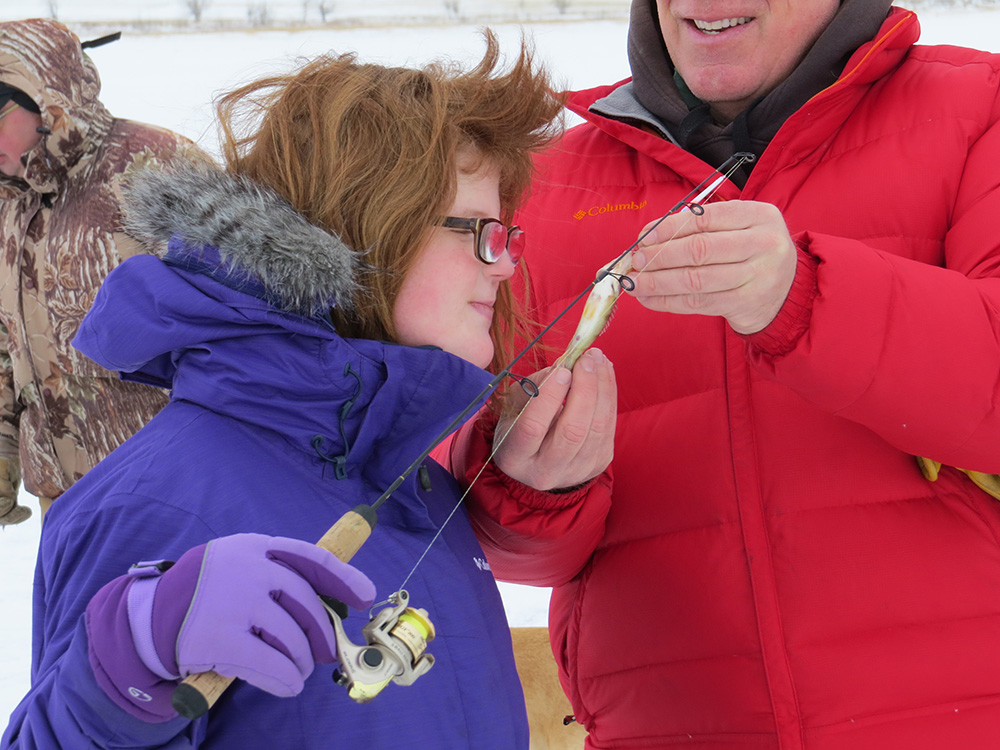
xmin=0 ymin=83 xmax=40 ymax=114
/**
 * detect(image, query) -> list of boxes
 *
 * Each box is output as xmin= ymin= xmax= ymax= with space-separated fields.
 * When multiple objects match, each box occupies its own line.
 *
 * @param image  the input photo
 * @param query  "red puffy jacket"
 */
xmin=447 ymin=8 xmax=1000 ymax=749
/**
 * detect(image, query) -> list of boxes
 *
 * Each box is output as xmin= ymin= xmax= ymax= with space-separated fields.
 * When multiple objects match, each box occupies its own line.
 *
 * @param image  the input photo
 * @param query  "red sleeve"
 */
xmin=746 ymin=222 xmax=1000 ymax=472
xmin=743 ymin=243 xmax=819 ymax=357
xmin=434 ymin=409 xmax=612 ymax=586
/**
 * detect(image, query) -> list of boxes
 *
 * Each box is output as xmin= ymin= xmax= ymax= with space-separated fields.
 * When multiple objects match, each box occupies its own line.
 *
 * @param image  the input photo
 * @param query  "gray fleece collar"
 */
xmin=589 ymin=81 xmax=681 ymax=146
xmin=121 ymin=162 xmax=364 ymax=318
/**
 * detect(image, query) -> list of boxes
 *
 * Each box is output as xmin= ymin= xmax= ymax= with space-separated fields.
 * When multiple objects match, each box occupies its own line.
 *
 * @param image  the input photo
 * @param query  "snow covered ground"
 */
xmin=1 ymin=1 xmax=999 ymax=732
xmin=8 ymin=0 xmax=628 ymax=27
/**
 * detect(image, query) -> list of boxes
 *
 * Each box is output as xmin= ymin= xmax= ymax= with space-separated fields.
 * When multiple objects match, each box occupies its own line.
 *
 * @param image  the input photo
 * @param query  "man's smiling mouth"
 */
xmin=692 ymin=17 xmax=753 ymax=34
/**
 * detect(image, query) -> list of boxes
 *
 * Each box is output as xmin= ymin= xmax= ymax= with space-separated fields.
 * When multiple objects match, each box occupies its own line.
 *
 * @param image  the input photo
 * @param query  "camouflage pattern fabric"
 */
xmin=0 ymin=19 xmax=211 ymax=509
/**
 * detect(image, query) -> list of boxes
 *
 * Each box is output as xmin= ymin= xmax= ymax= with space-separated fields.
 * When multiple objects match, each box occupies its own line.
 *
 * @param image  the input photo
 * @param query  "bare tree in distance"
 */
xmin=183 ymin=0 xmax=211 ymax=22
xmin=247 ymin=2 xmax=270 ymax=26
xmin=47 ymin=0 xmax=58 ymax=19
xmin=318 ymin=0 xmax=335 ymax=22
xmin=444 ymin=0 xmax=460 ymax=18
xmin=554 ymin=0 xmax=570 ymax=13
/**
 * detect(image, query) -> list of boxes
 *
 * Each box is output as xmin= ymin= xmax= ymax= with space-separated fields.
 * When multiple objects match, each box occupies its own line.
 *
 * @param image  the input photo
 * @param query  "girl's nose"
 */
xmin=487 ymin=250 xmax=516 ymax=280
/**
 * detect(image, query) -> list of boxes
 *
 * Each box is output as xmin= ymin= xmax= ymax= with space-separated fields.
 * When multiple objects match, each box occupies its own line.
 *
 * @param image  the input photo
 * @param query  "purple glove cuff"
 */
xmin=127 ymin=573 xmax=179 ymax=681
xmin=86 ymin=573 xmax=182 ymax=723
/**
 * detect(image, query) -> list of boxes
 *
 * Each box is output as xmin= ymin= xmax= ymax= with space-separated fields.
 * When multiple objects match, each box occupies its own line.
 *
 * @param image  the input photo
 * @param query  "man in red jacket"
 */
xmin=443 ymin=0 xmax=1000 ymax=748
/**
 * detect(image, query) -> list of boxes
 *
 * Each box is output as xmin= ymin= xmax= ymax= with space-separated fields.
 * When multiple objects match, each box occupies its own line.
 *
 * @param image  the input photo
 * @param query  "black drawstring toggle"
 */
xmin=311 ymin=435 xmax=348 ymax=480
xmin=418 ymin=464 xmax=433 ymax=492
xmin=311 ymin=363 xmax=363 ymax=480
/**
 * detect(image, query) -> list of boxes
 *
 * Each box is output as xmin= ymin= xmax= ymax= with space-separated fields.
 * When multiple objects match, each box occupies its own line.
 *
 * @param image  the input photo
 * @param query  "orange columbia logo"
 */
xmin=573 ymin=199 xmax=648 ymax=221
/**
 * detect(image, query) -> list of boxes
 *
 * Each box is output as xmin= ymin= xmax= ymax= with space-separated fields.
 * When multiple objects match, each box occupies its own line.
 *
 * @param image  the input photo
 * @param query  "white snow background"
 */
xmin=0 ymin=0 xmax=998 ymax=730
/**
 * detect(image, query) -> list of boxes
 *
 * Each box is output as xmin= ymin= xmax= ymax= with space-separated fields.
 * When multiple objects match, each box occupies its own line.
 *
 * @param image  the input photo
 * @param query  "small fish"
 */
xmin=553 ymin=153 xmax=754 ymax=371
xmin=555 ymin=252 xmax=633 ymax=370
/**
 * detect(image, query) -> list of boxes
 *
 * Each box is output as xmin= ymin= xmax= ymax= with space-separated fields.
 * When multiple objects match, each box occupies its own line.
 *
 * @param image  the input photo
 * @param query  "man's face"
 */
xmin=656 ymin=0 xmax=840 ymax=122
xmin=0 ymin=101 xmax=42 ymax=178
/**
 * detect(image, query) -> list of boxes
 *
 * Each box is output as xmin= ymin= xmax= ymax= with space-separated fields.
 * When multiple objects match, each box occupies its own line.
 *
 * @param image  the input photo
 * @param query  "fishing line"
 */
xmin=610 ymin=152 xmax=754 ymax=292
xmin=386 ymin=153 xmax=755 ymax=596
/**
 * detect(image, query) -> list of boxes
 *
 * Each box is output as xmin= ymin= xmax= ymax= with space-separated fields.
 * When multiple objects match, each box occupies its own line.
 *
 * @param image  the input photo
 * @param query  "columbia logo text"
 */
xmin=473 ymin=557 xmax=491 ymax=571
xmin=574 ymin=199 xmax=648 ymax=221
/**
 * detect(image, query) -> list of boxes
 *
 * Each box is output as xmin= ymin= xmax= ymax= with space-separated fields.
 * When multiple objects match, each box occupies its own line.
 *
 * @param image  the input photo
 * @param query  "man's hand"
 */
xmin=493 ymin=348 xmax=616 ymax=491
xmin=629 ymin=200 xmax=797 ymax=334
xmin=0 ymin=457 xmax=30 ymax=525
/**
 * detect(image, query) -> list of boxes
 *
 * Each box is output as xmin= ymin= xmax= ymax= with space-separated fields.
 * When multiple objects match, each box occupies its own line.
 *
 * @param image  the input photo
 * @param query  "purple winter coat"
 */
xmin=1 ymin=164 xmax=529 ymax=749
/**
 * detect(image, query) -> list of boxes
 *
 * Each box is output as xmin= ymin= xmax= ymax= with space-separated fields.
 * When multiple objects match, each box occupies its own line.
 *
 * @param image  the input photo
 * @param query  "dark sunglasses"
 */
xmin=441 ymin=217 xmax=525 ymax=266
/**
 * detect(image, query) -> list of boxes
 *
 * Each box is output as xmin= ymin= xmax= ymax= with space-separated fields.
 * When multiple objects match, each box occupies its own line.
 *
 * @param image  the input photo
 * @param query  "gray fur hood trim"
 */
xmin=121 ymin=162 xmax=363 ymax=317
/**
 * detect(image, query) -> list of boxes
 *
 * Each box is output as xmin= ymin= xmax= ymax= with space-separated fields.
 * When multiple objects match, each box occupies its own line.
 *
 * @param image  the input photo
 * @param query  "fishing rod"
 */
xmin=383 ymin=152 xmax=756 ymax=599
xmin=372 ymin=151 xmax=756 ymax=512
xmin=172 ymin=151 xmax=754 ymax=719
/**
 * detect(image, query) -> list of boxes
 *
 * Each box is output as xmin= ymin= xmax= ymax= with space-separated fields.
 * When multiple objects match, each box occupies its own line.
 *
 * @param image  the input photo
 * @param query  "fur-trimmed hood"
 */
xmin=75 ymin=161 xmax=495 ymax=479
xmin=121 ymin=160 xmax=364 ymax=318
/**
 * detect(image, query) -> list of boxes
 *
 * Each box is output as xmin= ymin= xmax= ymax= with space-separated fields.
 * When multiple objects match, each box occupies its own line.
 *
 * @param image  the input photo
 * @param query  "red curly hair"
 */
xmin=215 ymin=31 xmax=563 ymax=373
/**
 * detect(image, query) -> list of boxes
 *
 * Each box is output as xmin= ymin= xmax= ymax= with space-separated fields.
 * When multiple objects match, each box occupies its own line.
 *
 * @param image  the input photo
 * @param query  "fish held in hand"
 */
xmin=555 ymin=253 xmax=633 ymax=370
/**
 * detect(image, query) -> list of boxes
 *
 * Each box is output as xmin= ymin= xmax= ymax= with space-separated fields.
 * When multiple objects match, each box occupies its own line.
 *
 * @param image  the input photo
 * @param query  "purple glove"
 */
xmin=86 ymin=533 xmax=376 ymax=722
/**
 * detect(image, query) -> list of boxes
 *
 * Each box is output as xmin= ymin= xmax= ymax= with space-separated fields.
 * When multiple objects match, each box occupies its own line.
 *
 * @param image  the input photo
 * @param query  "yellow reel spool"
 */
xmin=391 ymin=608 xmax=435 ymax=661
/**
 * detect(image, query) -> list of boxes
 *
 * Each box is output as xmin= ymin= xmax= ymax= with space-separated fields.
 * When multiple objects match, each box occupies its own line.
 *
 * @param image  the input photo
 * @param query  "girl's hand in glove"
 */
xmin=86 ymin=533 xmax=376 ymax=721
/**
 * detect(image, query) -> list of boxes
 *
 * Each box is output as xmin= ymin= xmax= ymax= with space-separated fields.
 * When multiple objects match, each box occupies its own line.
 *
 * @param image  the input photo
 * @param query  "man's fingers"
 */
xmin=493 ymin=349 xmax=617 ymax=490
xmin=560 ymin=350 xmax=617 ymax=484
xmin=640 ymin=200 xmax=762 ymax=245
xmin=633 ymin=229 xmax=753 ymax=275
xmin=591 ymin=350 xmax=617 ymax=443
xmin=526 ymin=350 xmax=614 ymax=489
xmin=630 ymin=252 xmax=751 ymax=299
xmin=496 ymin=366 xmax=572 ymax=458
xmin=542 ymin=352 xmax=603 ymax=459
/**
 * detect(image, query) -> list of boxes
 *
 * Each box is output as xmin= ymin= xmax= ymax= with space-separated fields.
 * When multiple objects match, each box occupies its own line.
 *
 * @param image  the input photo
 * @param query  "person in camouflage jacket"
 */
xmin=0 ymin=19 xmax=209 ymax=524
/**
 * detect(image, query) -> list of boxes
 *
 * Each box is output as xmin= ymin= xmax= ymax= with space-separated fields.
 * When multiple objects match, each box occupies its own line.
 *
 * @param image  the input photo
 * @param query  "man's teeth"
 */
xmin=692 ymin=17 xmax=752 ymax=33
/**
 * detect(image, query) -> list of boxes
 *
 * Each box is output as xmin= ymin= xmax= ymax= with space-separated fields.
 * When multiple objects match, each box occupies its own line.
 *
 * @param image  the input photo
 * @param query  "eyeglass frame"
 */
xmin=440 ymin=216 xmax=524 ymax=266
xmin=0 ymin=102 xmax=21 ymax=124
